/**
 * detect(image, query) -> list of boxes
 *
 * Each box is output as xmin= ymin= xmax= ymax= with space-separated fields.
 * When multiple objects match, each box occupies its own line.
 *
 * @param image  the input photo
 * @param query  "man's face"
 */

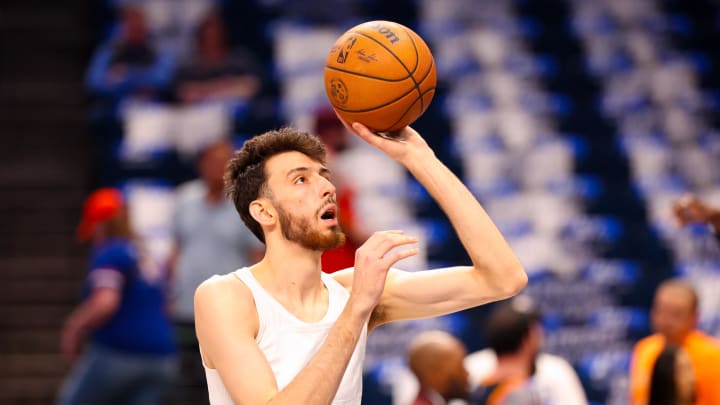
xmin=264 ymin=151 xmax=345 ymax=251
xmin=199 ymin=143 xmax=233 ymax=189
xmin=651 ymin=286 xmax=696 ymax=342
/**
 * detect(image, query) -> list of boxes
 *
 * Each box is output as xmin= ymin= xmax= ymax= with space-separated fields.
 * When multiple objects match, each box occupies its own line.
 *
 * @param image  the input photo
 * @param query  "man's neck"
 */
xmin=494 ymin=353 xmax=533 ymax=380
xmin=664 ymin=330 xmax=693 ymax=346
xmin=254 ymin=239 xmax=325 ymax=303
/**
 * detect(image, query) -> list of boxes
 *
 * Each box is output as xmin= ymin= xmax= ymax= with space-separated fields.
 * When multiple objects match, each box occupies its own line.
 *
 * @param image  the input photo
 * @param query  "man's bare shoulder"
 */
xmin=330 ymin=267 xmax=354 ymax=290
xmin=195 ymin=272 xmax=258 ymax=323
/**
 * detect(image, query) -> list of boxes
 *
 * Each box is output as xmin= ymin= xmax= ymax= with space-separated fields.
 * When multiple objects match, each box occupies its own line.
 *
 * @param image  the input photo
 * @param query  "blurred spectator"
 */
xmin=648 ymin=344 xmax=696 ymax=405
xmin=86 ymin=5 xmax=174 ymax=99
xmin=465 ymin=297 xmax=588 ymax=405
xmin=672 ymin=194 xmax=720 ymax=238
xmin=630 ymin=279 xmax=720 ymax=405
xmin=470 ymin=298 xmax=546 ymax=405
xmin=57 ymin=188 xmax=178 ymax=405
xmin=407 ymin=330 xmax=470 ymax=405
xmin=315 ymin=109 xmax=369 ymax=273
xmin=174 ymin=12 xmax=262 ymax=105
xmin=168 ymin=139 xmax=263 ymax=397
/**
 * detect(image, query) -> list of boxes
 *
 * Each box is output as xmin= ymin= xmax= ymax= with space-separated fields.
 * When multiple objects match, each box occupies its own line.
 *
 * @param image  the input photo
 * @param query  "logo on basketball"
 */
xmin=371 ymin=23 xmax=400 ymax=44
xmin=336 ymin=37 xmax=357 ymax=64
xmin=329 ymin=78 xmax=349 ymax=105
xmin=357 ymin=49 xmax=378 ymax=63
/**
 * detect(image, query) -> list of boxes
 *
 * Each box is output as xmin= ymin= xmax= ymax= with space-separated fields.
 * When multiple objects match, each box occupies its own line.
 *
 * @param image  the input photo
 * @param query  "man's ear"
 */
xmin=249 ymin=199 xmax=275 ymax=226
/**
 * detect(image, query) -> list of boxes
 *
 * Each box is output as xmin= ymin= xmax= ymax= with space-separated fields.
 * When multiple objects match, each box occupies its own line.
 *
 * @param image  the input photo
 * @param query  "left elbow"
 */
xmin=507 ymin=267 xmax=528 ymax=296
xmin=488 ymin=265 xmax=528 ymax=299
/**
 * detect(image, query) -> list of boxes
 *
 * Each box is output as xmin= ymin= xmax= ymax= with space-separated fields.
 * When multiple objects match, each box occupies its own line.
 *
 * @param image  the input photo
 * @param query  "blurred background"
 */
xmin=2 ymin=0 xmax=720 ymax=404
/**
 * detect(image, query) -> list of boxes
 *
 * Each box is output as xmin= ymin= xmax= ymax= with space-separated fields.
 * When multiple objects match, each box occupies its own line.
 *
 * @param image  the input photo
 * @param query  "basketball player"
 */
xmin=194 ymin=122 xmax=528 ymax=404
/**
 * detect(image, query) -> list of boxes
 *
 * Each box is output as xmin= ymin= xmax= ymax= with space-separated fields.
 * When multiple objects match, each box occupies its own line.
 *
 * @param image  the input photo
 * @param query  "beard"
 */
xmin=276 ymin=202 xmax=346 ymax=251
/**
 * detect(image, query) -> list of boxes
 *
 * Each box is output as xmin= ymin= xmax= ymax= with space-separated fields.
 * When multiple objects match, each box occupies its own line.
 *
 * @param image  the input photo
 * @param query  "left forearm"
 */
xmin=405 ymin=152 xmax=526 ymax=291
xmin=65 ymin=290 xmax=120 ymax=336
xmin=65 ymin=303 xmax=113 ymax=337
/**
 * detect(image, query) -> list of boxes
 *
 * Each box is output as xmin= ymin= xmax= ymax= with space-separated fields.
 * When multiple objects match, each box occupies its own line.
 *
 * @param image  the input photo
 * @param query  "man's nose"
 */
xmin=320 ymin=176 xmax=336 ymax=198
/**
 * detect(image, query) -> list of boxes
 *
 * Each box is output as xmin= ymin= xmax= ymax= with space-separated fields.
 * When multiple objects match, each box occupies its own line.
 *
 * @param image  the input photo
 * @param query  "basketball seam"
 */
xmin=331 ymin=84 xmax=419 ymax=113
xmin=351 ymin=31 xmax=420 ymax=89
xmin=324 ymin=65 xmax=409 ymax=82
xmin=380 ymin=87 xmax=436 ymax=133
xmin=401 ymin=27 xmax=425 ymax=112
xmin=375 ymin=59 xmax=435 ymax=130
xmin=331 ymin=58 xmax=435 ymax=122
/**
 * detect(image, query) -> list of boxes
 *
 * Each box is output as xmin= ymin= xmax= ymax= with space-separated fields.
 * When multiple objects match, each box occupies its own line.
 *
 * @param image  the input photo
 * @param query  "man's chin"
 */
xmin=322 ymin=229 xmax=346 ymax=251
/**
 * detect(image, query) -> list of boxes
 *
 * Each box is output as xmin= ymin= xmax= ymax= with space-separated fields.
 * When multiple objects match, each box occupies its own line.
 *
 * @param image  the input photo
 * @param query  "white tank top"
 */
xmin=203 ymin=267 xmax=367 ymax=405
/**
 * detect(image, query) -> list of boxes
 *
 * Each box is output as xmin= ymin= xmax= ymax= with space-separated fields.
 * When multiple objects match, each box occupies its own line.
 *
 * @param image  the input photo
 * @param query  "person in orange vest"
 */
xmin=630 ymin=279 xmax=720 ymax=405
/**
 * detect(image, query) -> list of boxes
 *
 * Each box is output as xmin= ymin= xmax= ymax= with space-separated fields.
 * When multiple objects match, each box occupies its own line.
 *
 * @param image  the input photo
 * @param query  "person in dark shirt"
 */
xmin=174 ymin=11 xmax=262 ymax=105
xmin=57 ymin=188 xmax=178 ymax=405
xmin=86 ymin=5 xmax=174 ymax=99
xmin=472 ymin=298 xmax=545 ymax=405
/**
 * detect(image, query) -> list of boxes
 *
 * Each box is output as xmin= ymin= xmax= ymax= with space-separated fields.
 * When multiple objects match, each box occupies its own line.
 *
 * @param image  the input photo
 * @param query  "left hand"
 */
xmin=335 ymin=114 xmax=432 ymax=164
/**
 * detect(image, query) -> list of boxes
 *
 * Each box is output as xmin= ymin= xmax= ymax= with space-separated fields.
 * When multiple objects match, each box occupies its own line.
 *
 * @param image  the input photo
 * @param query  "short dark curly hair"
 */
xmin=224 ymin=127 xmax=327 ymax=243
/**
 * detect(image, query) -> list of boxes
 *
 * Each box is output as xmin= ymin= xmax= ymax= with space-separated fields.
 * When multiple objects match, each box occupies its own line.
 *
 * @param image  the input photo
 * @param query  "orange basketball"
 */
xmin=324 ymin=20 xmax=437 ymax=134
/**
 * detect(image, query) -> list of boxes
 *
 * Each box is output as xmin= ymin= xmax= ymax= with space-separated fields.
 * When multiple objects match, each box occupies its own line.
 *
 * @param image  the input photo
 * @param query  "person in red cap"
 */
xmin=57 ymin=188 xmax=178 ymax=405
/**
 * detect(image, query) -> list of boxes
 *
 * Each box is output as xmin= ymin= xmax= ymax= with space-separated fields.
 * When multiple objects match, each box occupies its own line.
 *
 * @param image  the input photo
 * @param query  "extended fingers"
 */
xmin=363 ymin=230 xmax=414 ymax=251
xmin=381 ymin=247 xmax=420 ymax=267
xmin=377 ymin=233 xmax=418 ymax=253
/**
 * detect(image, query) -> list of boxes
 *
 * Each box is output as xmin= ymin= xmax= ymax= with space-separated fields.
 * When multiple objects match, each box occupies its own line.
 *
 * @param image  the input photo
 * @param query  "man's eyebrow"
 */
xmin=286 ymin=166 xmax=332 ymax=178
xmin=286 ymin=167 xmax=310 ymax=178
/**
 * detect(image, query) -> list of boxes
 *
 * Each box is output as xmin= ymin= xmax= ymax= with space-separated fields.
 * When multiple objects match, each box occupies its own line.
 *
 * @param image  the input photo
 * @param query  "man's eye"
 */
xmin=295 ymin=177 xmax=305 ymax=184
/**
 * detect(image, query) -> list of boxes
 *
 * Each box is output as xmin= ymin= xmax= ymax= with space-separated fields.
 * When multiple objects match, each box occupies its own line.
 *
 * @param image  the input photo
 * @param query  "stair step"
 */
xmin=0 ymin=186 xmax=85 ymax=210
xmin=0 ymin=81 xmax=84 ymax=106
xmin=0 ymin=106 xmax=87 ymax=127
xmin=0 ymin=305 xmax=73 ymax=329
xmin=0 ymin=137 xmax=88 ymax=153
xmin=0 ymin=280 xmax=82 ymax=305
xmin=0 ymin=209 xmax=83 ymax=235
xmin=0 ymin=330 xmax=62 ymax=354
xmin=0 ymin=353 xmax=68 ymax=378
xmin=0 ymin=55 xmax=86 ymax=82
xmin=0 ymin=5 xmax=88 ymax=39
xmin=0 ymin=234 xmax=81 ymax=256
xmin=0 ymin=151 xmax=89 ymax=187
xmin=0 ymin=256 xmax=86 ymax=280
xmin=0 ymin=377 xmax=63 ymax=403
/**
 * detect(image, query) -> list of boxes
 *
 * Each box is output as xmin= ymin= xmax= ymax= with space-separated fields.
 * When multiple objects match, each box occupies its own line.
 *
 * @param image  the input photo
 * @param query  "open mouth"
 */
xmin=320 ymin=204 xmax=337 ymax=221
